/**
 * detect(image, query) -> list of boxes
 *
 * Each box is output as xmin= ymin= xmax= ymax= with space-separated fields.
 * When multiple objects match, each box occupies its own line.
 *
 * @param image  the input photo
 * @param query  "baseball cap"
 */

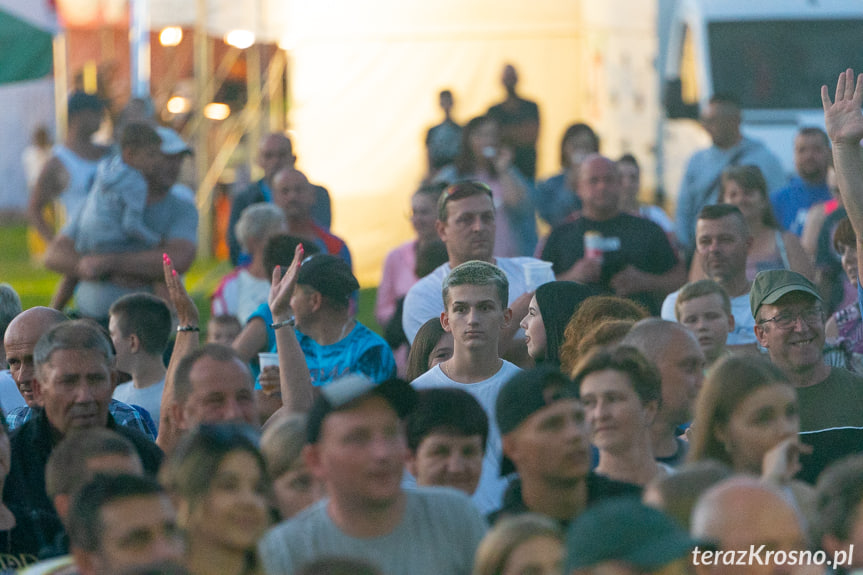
xmin=297 ymin=254 xmax=359 ymax=305
xmin=496 ymin=367 xmax=580 ymax=475
xmin=565 ymin=498 xmax=701 ymax=573
xmin=68 ymin=92 xmax=105 ymax=116
xmin=749 ymin=269 xmax=822 ymax=318
xmin=306 ymin=374 xmax=417 ymax=443
xmin=155 ymin=126 xmax=192 ymax=155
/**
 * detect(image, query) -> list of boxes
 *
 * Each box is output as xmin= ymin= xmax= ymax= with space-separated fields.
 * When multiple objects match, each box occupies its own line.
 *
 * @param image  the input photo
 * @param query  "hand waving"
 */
xmin=269 ymin=243 xmax=304 ymax=321
xmin=162 ymin=253 xmax=199 ymax=327
xmin=822 ymin=68 xmax=863 ymax=145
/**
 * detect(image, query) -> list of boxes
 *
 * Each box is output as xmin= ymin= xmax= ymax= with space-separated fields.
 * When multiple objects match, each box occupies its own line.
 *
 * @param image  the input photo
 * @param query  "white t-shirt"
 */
xmin=112 ymin=378 xmax=165 ymax=432
xmin=402 ymin=257 xmax=554 ymax=343
xmin=410 ymin=360 xmax=522 ymax=515
xmin=661 ymin=290 xmax=757 ymax=345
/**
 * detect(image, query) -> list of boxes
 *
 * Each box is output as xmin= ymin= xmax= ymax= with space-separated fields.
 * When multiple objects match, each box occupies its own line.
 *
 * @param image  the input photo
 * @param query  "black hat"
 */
xmin=306 ymin=375 xmax=417 ymax=444
xmin=496 ymin=367 xmax=579 ymax=475
xmin=297 ymin=254 xmax=359 ymax=305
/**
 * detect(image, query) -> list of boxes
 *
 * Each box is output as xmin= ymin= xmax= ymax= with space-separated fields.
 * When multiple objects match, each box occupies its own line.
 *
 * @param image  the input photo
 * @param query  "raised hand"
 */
xmin=269 ymin=243 xmax=304 ymax=321
xmin=821 ymin=68 xmax=863 ymax=145
xmin=162 ymin=253 xmax=198 ymax=327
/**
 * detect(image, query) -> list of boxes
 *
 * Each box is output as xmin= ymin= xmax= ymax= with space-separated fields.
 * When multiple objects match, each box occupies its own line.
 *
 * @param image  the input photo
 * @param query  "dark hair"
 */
xmin=208 ymin=314 xmax=242 ymax=330
xmin=687 ymin=354 xmax=790 ymax=467
xmin=263 ymin=234 xmax=320 ymax=278
xmin=0 ymin=283 xmax=21 ymax=341
xmin=121 ymin=122 xmax=161 ymax=150
xmin=617 ymin=153 xmax=639 ymax=170
xmin=454 ymin=115 xmax=497 ymax=176
xmin=719 ymin=165 xmax=780 ymax=228
xmin=832 ymin=216 xmax=856 ymax=253
xmin=406 ymin=318 xmax=448 ymax=382
xmin=709 ymin=93 xmax=741 ymax=110
xmin=159 ymin=423 xmax=266 ymax=508
xmin=697 ymin=203 xmax=745 ymax=222
xmin=68 ymin=474 xmax=166 ymax=552
xmin=437 ymin=180 xmax=494 ymax=222
xmin=798 ymin=126 xmax=830 ymax=149
xmin=46 ymin=428 xmax=139 ymax=499
xmin=405 ymin=388 xmax=489 ymax=452
xmin=534 ymin=281 xmax=596 ymax=365
xmin=561 ymin=123 xmax=600 ymax=168
xmin=173 ymin=344 xmax=252 ymax=404
xmin=109 ymin=293 xmax=172 ymax=355
xmin=675 ymin=280 xmax=732 ymax=319
xmin=571 ymin=345 xmax=662 ymax=405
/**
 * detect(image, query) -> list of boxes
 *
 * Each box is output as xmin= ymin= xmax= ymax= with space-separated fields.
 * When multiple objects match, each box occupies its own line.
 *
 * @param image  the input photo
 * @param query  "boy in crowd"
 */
xmin=206 ymin=315 xmax=242 ymax=346
xmin=406 ymin=387 xmax=488 ymax=497
xmin=411 ymin=260 xmax=521 ymax=514
xmin=674 ymin=280 xmax=734 ymax=367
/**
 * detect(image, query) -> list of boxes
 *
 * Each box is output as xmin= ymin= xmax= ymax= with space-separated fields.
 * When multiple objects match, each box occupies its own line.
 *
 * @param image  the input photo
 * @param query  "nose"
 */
xmin=75 ymin=381 xmax=95 ymax=403
xmin=223 ymin=397 xmax=245 ymax=422
xmin=519 ymin=315 xmax=529 ymax=330
xmin=151 ymin=533 xmax=185 ymax=564
xmin=447 ymin=453 xmax=467 ymax=473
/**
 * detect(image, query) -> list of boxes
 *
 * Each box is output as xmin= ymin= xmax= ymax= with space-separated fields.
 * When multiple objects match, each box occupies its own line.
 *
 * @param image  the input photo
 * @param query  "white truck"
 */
xmin=657 ymin=0 xmax=863 ymax=207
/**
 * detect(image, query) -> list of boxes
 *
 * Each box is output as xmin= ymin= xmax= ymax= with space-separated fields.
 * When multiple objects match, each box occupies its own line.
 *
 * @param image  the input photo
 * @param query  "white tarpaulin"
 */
xmin=0 ymin=0 xmax=56 ymax=214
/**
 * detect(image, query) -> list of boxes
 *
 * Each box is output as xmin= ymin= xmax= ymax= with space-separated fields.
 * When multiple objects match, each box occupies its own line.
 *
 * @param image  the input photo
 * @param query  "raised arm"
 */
xmin=267 ymin=244 xmax=314 ymax=415
xmin=28 ymin=157 xmax=68 ymax=242
xmin=822 ymin=69 xmax=863 ymax=275
xmin=156 ymin=253 xmax=200 ymax=454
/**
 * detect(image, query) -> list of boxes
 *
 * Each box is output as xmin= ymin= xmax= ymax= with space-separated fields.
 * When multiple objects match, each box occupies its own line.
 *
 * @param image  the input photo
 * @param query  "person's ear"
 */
xmin=501 ymin=307 xmax=513 ymax=329
xmin=726 ymin=312 xmax=735 ymax=334
xmin=53 ymin=494 xmax=70 ymax=521
xmin=309 ymin=291 xmax=323 ymax=313
xmin=406 ymin=453 xmax=419 ymax=479
xmin=435 ymin=219 xmax=447 ymax=242
xmin=754 ymin=323 xmax=768 ymax=348
xmin=128 ymin=333 xmax=142 ymax=354
xmin=171 ymin=401 xmax=187 ymax=431
xmin=32 ymin=375 xmax=45 ymax=406
xmin=304 ymin=443 xmax=329 ymax=481
xmin=440 ymin=311 xmax=452 ymax=333
xmin=643 ymin=399 xmax=660 ymax=426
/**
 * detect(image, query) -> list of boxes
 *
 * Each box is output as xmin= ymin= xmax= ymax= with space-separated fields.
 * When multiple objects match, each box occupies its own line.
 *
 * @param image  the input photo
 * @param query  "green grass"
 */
xmin=0 ymin=224 xmax=381 ymax=335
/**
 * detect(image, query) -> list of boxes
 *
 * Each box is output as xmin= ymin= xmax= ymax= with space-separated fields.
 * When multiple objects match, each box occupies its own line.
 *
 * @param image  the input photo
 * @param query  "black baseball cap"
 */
xmin=297 ymin=254 xmax=359 ymax=305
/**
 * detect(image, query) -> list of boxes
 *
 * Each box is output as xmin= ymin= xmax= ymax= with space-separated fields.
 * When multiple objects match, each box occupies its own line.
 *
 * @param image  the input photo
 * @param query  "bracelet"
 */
xmin=177 ymin=324 xmax=200 ymax=332
xmin=270 ymin=317 xmax=295 ymax=330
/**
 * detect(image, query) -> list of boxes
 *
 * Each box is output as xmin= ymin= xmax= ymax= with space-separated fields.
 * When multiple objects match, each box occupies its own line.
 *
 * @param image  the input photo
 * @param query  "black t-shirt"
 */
xmin=541 ymin=212 xmax=678 ymax=314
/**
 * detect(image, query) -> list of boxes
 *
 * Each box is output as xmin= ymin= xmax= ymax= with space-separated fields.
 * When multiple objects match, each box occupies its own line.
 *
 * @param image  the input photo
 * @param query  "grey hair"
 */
xmin=442 ymin=260 xmax=509 ymax=309
xmin=235 ymin=203 xmax=287 ymax=252
xmin=0 ymin=284 xmax=22 ymax=340
xmin=34 ymin=320 xmax=114 ymax=374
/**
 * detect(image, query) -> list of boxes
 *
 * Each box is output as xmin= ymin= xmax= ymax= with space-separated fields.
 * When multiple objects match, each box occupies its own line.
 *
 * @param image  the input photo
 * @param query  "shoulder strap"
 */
xmin=699 ymin=144 xmax=750 ymax=207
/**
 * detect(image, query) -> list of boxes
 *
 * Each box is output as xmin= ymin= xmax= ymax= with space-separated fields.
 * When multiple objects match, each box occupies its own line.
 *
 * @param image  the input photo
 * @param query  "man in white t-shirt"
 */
xmin=109 ymin=293 xmax=171 ymax=431
xmin=412 ymin=260 xmax=522 ymax=514
xmin=402 ymin=181 xmax=553 ymax=365
xmin=662 ymin=204 xmax=757 ymax=348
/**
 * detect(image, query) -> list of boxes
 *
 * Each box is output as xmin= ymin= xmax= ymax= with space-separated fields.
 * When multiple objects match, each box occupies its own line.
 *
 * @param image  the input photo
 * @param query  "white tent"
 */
xmin=150 ymin=0 xmax=659 ymax=284
xmin=0 ymin=0 xmax=56 ymax=215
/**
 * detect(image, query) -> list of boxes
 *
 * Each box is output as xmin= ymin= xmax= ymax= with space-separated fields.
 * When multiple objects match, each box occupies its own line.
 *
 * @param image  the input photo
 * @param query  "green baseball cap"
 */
xmin=749 ymin=269 xmax=821 ymax=319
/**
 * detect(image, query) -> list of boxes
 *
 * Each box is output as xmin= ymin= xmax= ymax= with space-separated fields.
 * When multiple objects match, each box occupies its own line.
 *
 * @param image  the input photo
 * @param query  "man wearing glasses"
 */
xmin=751 ymin=269 xmax=863 ymax=481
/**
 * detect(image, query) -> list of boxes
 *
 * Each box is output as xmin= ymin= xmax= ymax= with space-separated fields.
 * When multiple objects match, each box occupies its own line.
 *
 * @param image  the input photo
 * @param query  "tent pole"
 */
xmin=195 ymin=0 xmax=212 ymax=257
xmin=53 ymin=32 xmax=68 ymax=142
xmin=130 ymin=0 xmax=151 ymax=99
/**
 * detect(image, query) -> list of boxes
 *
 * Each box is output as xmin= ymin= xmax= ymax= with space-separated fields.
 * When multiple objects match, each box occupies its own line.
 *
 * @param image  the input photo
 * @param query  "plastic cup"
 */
xmin=258 ymin=353 xmax=280 ymax=395
xmin=523 ymin=260 xmax=555 ymax=291
xmin=258 ymin=352 xmax=279 ymax=369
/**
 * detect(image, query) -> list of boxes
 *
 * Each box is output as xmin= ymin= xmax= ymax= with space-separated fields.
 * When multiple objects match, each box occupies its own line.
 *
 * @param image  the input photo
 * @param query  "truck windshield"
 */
xmin=708 ymin=20 xmax=863 ymax=110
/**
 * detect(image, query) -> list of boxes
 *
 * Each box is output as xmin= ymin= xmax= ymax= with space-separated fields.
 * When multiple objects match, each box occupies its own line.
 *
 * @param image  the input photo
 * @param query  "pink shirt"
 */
xmin=375 ymin=241 xmax=419 ymax=326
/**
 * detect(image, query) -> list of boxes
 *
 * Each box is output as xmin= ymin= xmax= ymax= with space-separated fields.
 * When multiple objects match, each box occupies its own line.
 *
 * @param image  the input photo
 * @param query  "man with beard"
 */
xmin=770 ymin=127 xmax=832 ymax=236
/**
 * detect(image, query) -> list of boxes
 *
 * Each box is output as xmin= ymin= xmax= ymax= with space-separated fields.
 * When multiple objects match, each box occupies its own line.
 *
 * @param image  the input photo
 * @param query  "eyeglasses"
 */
xmin=758 ymin=307 xmax=823 ymax=330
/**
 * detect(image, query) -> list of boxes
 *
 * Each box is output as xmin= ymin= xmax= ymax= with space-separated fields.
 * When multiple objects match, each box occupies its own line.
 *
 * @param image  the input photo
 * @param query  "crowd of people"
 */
xmin=1 ymin=64 xmax=863 ymax=575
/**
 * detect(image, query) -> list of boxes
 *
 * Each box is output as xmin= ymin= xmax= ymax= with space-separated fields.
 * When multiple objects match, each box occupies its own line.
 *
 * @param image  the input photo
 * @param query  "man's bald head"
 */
xmin=691 ymin=477 xmax=808 ymax=574
xmin=4 ymin=307 xmax=67 ymax=406
xmin=622 ymin=318 xmax=705 ymax=427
